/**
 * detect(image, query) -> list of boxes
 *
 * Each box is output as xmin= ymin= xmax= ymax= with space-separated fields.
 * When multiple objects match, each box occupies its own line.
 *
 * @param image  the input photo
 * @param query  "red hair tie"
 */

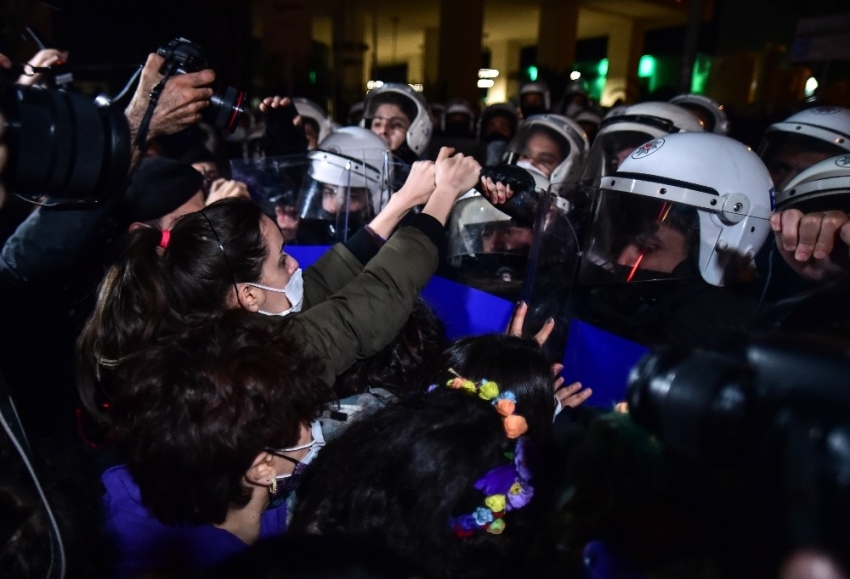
xmin=158 ymin=229 xmax=171 ymax=249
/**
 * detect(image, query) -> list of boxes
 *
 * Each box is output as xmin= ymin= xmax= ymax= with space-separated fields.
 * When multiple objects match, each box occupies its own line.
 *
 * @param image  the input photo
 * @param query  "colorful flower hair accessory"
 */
xmin=448 ymin=437 xmax=534 ymax=537
xmin=444 ymin=369 xmax=528 ymax=439
xmin=433 ymin=369 xmax=535 ymax=537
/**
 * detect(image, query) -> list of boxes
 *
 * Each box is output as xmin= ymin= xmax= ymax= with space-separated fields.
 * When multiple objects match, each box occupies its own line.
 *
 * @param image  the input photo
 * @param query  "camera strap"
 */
xmin=133 ymin=74 xmax=171 ymax=152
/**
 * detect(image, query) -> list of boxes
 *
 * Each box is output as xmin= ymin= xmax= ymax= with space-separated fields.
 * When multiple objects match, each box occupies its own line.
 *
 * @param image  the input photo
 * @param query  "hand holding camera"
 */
xmin=124 ymin=53 xmax=214 ymax=150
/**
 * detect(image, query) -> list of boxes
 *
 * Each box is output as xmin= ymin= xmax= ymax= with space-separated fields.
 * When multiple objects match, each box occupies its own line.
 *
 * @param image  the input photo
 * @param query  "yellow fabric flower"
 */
xmin=484 ymin=494 xmax=506 ymax=512
xmin=487 ymin=518 xmax=506 ymax=534
xmin=478 ymin=381 xmax=499 ymax=400
xmin=461 ymin=380 xmax=477 ymax=393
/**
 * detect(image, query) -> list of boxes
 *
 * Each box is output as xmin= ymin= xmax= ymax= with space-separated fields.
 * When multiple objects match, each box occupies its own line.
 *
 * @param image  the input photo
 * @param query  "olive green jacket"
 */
xmin=292 ymin=224 xmax=439 ymax=388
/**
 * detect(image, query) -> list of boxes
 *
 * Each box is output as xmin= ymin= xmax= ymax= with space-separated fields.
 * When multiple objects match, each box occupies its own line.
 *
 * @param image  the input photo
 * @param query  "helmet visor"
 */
xmin=446 ymin=194 xmax=531 ymax=300
xmin=579 ymin=188 xmax=704 ymax=284
xmin=759 ymin=131 xmax=846 ymax=192
xmin=230 ymin=153 xmax=311 ymax=215
xmin=579 ymin=130 xmax=660 ymax=182
xmin=502 ymin=123 xmax=570 ymax=179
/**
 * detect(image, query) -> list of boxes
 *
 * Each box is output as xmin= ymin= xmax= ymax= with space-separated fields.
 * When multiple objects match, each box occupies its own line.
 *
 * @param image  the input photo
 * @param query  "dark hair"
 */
xmin=528 ymin=124 xmax=570 ymax=160
xmin=333 ymin=298 xmax=447 ymax=398
xmin=76 ymin=198 xmax=270 ymax=420
xmin=290 ymin=389 xmax=536 ymax=579
xmin=0 ymin=436 xmax=115 ymax=578
xmin=428 ymin=334 xmax=555 ymax=445
xmin=370 ymin=92 xmax=416 ymax=125
xmin=112 ymin=310 xmax=331 ymax=526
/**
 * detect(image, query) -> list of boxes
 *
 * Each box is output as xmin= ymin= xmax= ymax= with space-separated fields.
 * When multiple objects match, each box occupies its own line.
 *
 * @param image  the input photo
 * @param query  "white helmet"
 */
xmin=777 ymin=153 xmax=850 ymax=214
xmin=669 ymin=94 xmax=730 ymax=135
xmin=292 ymin=98 xmax=334 ymax=145
xmin=347 ymin=101 xmax=365 ymax=126
xmin=362 ymin=82 xmax=432 ymax=156
xmin=519 ymin=81 xmax=551 ymax=115
xmin=442 ymin=98 xmax=476 ymax=134
xmin=580 ymin=102 xmax=705 ymax=182
xmin=298 ymin=127 xmax=399 ymax=221
xmin=561 ymin=80 xmax=591 ymax=117
xmin=581 ymin=133 xmax=773 ymax=287
xmin=502 ymin=114 xmax=589 ymax=191
xmin=758 ymin=106 xmax=850 ymax=192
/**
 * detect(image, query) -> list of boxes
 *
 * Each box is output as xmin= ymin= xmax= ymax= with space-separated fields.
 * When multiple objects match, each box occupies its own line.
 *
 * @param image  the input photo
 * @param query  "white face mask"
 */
xmin=279 ymin=420 xmax=325 ymax=467
xmin=251 ymin=268 xmax=304 ymax=317
xmin=269 ymin=420 xmax=326 ymax=503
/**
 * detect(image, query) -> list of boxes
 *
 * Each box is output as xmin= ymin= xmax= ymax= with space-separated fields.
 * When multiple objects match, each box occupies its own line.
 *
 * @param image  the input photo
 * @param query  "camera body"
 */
xmin=628 ymin=335 xmax=850 ymax=567
xmin=156 ymin=37 xmax=246 ymax=134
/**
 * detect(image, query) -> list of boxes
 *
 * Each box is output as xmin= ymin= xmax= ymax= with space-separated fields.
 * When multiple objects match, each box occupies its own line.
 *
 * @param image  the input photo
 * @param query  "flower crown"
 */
xmin=429 ymin=370 xmax=534 ymax=537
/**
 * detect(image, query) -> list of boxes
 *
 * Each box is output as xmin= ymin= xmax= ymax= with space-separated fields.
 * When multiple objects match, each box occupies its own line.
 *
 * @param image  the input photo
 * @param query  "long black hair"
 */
xmin=290 ymin=389 xmax=538 ymax=579
xmin=77 ymin=198 xmax=269 ymax=420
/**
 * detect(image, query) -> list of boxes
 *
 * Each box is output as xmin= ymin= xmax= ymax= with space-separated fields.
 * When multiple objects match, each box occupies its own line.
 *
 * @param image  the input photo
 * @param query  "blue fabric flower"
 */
xmin=494 ymin=391 xmax=517 ymax=403
xmin=473 ymin=507 xmax=494 ymax=526
xmin=454 ymin=514 xmax=479 ymax=531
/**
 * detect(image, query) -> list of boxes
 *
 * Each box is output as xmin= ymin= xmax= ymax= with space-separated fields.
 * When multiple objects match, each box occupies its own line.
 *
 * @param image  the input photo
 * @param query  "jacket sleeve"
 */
xmin=302 ymin=227 xmax=384 ymax=310
xmin=287 ymin=224 xmax=438 ymax=388
xmin=0 ymin=204 xmax=111 ymax=290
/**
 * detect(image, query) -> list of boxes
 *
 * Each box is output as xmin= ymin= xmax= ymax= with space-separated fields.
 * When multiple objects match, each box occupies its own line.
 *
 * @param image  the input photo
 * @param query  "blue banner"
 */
xmin=289 ymin=245 xmax=647 ymax=409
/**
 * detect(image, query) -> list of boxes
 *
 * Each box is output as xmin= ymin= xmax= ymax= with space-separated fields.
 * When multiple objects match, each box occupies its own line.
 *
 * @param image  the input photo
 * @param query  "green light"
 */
xmin=597 ymin=58 xmax=608 ymax=77
xmin=528 ymin=65 xmax=538 ymax=82
xmin=309 ymin=70 xmax=317 ymax=85
xmin=638 ymin=55 xmax=656 ymax=78
xmin=691 ymin=54 xmax=711 ymax=94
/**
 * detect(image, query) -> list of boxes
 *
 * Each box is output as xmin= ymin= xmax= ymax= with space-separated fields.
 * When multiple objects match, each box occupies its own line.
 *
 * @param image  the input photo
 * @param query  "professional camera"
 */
xmin=627 ymin=334 xmax=850 ymax=570
xmin=0 ymin=76 xmax=131 ymax=200
xmin=156 ymin=37 xmax=247 ymax=133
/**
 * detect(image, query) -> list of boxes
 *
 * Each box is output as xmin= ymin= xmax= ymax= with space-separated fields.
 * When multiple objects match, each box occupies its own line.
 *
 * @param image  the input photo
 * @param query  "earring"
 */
xmin=269 ymin=478 xmax=278 ymax=496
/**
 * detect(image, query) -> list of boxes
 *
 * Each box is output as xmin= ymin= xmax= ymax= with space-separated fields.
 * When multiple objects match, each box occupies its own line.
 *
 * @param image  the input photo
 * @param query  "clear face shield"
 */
xmin=520 ymin=186 xmax=581 ymax=359
xmin=501 ymin=125 xmax=570 ymax=180
xmin=579 ymin=130 xmax=659 ymax=182
xmin=230 ymin=154 xmax=312 ymax=243
xmin=758 ymin=132 xmax=846 ymax=192
xmin=579 ymin=188 xmax=704 ymax=284
xmin=295 ymin=149 xmax=406 ymax=244
xmin=447 ymin=194 xmax=530 ymax=300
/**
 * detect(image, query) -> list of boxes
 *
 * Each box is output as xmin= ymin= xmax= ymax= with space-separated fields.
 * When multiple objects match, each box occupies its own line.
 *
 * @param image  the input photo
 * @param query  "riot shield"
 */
xmin=296 ymin=148 xmax=409 ymax=244
xmin=230 ymin=154 xmax=311 ymax=244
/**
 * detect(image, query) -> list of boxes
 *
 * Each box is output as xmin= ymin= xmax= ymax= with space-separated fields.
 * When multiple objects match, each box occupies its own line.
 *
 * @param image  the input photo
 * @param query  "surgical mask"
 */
xmin=269 ymin=420 xmax=326 ymax=506
xmin=252 ymin=268 xmax=304 ymax=317
xmin=514 ymin=160 xmax=552 ymax=193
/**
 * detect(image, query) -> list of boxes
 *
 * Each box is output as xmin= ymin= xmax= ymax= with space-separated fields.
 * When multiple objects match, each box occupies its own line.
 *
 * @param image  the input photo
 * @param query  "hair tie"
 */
xmin=158 ymin=229 xmax=171 ymax=250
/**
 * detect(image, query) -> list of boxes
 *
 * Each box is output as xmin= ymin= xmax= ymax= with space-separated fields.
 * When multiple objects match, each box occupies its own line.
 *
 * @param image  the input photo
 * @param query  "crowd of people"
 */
xmin=0 ymin=40 xmax=849 ymax=579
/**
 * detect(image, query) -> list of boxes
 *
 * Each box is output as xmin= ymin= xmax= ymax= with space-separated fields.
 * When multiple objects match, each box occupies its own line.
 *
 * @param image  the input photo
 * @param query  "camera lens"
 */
xmin=627 ymin=349 xmax=752 ymax=459
xmin=0 ymin=83 xmax=131 ymax=200
xmin=205 ymin=85 xmax=248 ymax=134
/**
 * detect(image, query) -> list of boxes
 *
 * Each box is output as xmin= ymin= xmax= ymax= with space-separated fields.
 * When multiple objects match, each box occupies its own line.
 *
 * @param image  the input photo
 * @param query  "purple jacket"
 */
xmin=102 ymin=465 xmax=287 ymax=578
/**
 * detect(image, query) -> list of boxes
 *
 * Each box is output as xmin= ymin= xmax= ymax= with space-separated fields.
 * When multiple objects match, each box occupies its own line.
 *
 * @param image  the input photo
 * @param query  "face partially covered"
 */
xmin=320 ymin=183 xmax=370 ymax=216
xmin=766 ymin=148 xmax=834 ymax=192
xmin=616 ymin=222 xmax=689 ymax=274
xmin=256 ymin=214 xmax=300 ymax=312
xmin=370 ymin=103 xmax=410 ymax=152
xmin=519 ymin=132 xmax=564 ymax=178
